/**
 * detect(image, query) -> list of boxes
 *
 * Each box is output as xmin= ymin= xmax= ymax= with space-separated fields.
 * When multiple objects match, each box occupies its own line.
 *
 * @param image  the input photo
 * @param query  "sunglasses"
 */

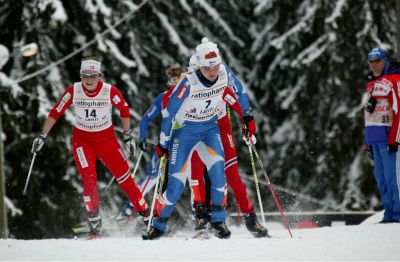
xmin=200 ymin=65 xmax=220 ymax=71
xmin=80 ymin=73 xmax=99 ymax=79
xmin=368 ymin=59 xmax=383 ymax=64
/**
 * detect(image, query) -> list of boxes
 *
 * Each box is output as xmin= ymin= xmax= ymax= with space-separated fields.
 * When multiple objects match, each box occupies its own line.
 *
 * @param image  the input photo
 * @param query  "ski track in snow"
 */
xmin=1 ymin=216 xmax=399 ymax=261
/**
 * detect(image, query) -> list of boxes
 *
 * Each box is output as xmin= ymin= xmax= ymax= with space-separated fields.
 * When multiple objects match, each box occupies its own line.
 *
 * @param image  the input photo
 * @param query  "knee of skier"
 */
xmin=164 ymin=175 xmax=185 ymax=203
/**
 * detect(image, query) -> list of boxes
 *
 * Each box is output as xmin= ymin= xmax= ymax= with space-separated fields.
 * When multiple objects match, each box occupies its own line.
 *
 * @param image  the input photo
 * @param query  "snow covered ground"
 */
xmin=0 ymin=212 xmax=399 ymax=261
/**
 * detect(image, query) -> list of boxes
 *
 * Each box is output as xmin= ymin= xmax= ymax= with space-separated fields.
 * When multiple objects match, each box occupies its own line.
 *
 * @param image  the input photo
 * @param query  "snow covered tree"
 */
xmin=0 ymin=0 xmax=396 ymax=237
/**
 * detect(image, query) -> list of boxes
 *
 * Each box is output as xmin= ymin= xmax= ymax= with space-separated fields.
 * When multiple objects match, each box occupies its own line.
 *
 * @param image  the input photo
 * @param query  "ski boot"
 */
xmin=142 ymin=227 xmax=165 ymax=240
xmin=211 ymin=222 xmax=231 ymax=239
xmin=87 ymin=209 xmax=102 ymax=240
xmin=193 ymin=203 xmax=210 ymax=230
xmin=244 ymin=213 xmax=269 ymax=238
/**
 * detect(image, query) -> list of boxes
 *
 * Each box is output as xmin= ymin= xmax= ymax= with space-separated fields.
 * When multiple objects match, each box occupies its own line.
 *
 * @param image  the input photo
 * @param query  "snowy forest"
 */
xmin=0 ymin=0 xmax=396 ymax=239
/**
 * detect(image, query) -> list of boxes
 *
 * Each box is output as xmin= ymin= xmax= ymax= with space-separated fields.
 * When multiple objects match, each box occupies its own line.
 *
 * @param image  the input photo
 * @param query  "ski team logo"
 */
xmin=170 ymin=138 xmax=180 ymax=165
xmin=205 ymin=51 xmax=217 ymax=59
xmin=112 ymin=95 xmax=121 ymax=104
xmin=76 ymin=147 xmax=88 ymax=168
xmin=84 ymin=196 xmax=93 ymax=212
xmin=177 ymin=86 xmax=187 ymax=100
xmin=224 ymin=94 xmax=236 ymax=106
xmin=56 ymin=92 xmax=71 ymax=112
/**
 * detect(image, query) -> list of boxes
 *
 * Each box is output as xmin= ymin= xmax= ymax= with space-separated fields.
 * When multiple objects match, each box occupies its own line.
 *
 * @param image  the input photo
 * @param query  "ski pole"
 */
xmin=105 ymin=150 xmax=143 ymax=192
xmin=23 ymin=152 xmax=37 ymax=195
xmin=252 ymin=146 xmax=293 ymax=238
xmin=131 ymin=150 xmax=144 ymax=179
xmin=247 ymin=145 xmax=267 ymax=226
xmin=124 ymin=168 xmax=155 ymax=225
xmin=147 ymin=154 xmax=167 ymax=232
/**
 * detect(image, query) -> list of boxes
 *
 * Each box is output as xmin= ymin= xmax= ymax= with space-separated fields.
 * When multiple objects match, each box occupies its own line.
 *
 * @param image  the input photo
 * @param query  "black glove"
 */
xmin=388 ymin=144 xmax=398 ymax=155
xmin=31 ymin=133 xmax=47 ymax=153
xmin=139 ymin=139 xmax=147 ymax=152
xmin=123 ymin=130 xmax=136 ymax=157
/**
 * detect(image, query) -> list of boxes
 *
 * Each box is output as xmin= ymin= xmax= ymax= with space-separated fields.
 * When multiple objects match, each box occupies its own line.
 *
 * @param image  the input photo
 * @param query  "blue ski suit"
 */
xmin=152 ymin=65 xmax=239 ymax=232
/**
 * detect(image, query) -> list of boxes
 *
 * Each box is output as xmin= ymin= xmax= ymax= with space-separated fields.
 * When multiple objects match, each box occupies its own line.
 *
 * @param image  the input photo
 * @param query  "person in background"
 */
xmin=31 ymin=57 xmax=149 ymax=239
xmin=117 ymin=65 xmax=185 ymax=220
xmin=364 ymin=48 xmax=400 ymax=223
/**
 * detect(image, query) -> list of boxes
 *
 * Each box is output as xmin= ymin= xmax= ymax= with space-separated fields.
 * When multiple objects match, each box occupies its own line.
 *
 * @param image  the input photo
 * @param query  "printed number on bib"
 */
xmin=382 ymin=115 xmax=390 ymax=123
xmin=85 ymin=109 xmax=97 ymax=118
xmin=205 ymin=100 xmax=211 ymax=109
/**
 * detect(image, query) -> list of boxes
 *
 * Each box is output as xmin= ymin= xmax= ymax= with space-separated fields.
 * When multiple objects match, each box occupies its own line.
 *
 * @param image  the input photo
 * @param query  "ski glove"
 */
xmin=123 ymin=130 xmax=136 ymax=157
xmin=388 ymin=144 xmax=398 ymax=155
xmin=243 ymin=115 xmax=256 ymax=137
xmin=139 ymin=139 xmax=147 ymax=152
xmin=155 ymin=143 xmax=168 ymax=158
xmin=242 ymin=134 xmax=257 ymax=147
xmin=31 ymin=134 xmax=47 ymax=153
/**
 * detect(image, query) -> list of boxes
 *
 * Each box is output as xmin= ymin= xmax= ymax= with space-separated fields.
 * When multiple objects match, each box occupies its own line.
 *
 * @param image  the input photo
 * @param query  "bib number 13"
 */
xmin=84 ymin=109 xmax=97 ymax=118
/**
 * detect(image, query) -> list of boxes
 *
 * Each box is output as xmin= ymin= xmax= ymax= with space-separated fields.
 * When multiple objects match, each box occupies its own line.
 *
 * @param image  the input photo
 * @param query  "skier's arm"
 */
xmin=226 ymin=67 xmax=253 ymax=117
xmin=139 ymin=93 xmax=164 ymax=141
xmin=226 ymin=67 xmax=256 ymax=136
xmin=110 ymin=86 xmax=130 ymax=132
xmin=41 ymin=117 xmax=57 ymax=135
xmin=46 ymin=86 xmax=74 ymax=133
xmin=387 ymin=75 xmax=400 ymax=145
xmin=32 ymin=86 xmax=73 ymax=153
xmin=222 ymin=87 xmax=244 ymax=122
xmin=159 ymin=79 xmax=190 ymax=149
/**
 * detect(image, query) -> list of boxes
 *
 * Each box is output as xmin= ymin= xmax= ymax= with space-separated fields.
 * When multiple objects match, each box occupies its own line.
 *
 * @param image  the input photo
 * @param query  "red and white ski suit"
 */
xmin=48 ymin=81 xmax=147 ymax=214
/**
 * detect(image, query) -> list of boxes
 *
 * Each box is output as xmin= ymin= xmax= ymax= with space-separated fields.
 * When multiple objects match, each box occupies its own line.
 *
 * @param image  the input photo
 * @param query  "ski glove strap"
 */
xmin=123 ymin=129 xmax=136 ymax=157
xmin=31 ymin=133 xmax=47 ymax=153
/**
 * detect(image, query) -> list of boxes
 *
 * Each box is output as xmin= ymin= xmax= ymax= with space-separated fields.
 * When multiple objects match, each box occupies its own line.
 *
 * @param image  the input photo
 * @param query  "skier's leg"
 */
xmin=189 ymin=151 xmax=208 ymax=229
xmin=72 ymin=139 xmax=100 ymax=234
xmin=139 ymin=153 xmax=160 ymax=196
xmin=152 ymin=131 xmax=196 ymax=232
xmin=218 ymin=116 xmax=254 ymax=214
xmin=196 ymin=133 xmax=226 ymax=223
xmin=381 ymin=146 xmax=400 ymax=221
xmin=190 ymin=151 xmax=206 ymax=205
xmin=98 ymin=135 xmax=147 ymax=214
xmin=197 ymin=132 xmax=231 ymax=238
xmin=372 ymin=144 xmax=392 ymax=221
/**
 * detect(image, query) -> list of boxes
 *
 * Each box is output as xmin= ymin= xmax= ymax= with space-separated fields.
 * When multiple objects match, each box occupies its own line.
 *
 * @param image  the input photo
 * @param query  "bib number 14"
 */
xmin=84 ymin=109 xmax=97 ymax=118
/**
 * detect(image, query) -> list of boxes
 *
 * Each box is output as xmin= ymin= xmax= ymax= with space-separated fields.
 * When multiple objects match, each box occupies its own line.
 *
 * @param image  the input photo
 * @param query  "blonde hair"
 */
xmin=81 ymin=56 xmax=99 ymax=62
